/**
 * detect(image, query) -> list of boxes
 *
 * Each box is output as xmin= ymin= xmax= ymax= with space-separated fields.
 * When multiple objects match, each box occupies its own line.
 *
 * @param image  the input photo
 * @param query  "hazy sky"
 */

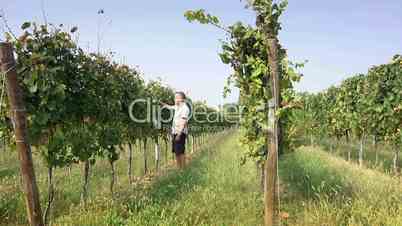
xmin=1 ymin=0 xmax=402 ymax=106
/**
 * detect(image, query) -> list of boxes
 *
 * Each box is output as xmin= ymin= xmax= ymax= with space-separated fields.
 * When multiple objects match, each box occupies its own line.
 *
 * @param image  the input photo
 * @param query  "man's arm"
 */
xmin=160 ymin=101 xmax=175 ymax=110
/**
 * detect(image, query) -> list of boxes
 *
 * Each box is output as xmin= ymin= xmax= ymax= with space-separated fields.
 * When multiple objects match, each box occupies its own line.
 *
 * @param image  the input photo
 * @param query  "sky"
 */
xmin=1 ymin=0 xmax=402 ymax=106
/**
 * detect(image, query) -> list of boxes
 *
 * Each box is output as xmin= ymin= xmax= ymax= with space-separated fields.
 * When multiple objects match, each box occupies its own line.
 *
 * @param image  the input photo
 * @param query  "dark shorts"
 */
xmin=172 ymin=133 xmax=187 ymax=155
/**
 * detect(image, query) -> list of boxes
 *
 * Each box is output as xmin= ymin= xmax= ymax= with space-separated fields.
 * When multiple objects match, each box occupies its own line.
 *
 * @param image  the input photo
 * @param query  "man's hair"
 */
xmin=175 ymin=91 xmax=186 ymax=99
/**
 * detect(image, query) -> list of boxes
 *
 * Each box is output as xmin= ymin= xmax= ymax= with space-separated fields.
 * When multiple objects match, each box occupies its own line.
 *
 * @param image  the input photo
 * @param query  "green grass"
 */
xmin=317 ymin=138 xmax=402 ymax=173
xmin=2 ymin=133 xmax=402 ymax=226
xmin=0 ymin=137 xmax=186 ymax=226
xmin=1 ymin=131 xmax=264 ymax=226
xmin=124 ymin=133 xmax=263 ymax=226
xmin=280 ymin=146 xmax=402 ymax=226
xmin=53 ymin=132 xmax=263 ymax=226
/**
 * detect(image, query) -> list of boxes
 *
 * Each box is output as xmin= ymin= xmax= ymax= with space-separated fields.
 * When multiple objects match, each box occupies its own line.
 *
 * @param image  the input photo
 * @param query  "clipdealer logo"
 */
xmin=128 ymin=98 xmax=243 ymax=129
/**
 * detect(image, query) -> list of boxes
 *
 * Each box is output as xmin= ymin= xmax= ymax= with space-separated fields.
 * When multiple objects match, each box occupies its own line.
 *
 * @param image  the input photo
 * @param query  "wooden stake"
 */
xmin=265 ymin=37 xmax=281 ymax=226
xmin=0 ymin=42 xmax=44 ymax=226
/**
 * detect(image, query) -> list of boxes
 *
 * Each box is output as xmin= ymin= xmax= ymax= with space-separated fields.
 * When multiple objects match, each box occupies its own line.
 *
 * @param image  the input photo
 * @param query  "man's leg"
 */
xmin=180 ymin=134 xmax=187 ymax=168
xmin=177 ymin=154 xmax=182 ymax=169
xmin=180 ymin=153 xmax=186 ymax=168
xmin=175 ymin=153 xmax=181 ymax=168
xmin=172 ymin=134 xmax=180 ymax=168
xmin=174 ymin=153 xmax=186 ymax=169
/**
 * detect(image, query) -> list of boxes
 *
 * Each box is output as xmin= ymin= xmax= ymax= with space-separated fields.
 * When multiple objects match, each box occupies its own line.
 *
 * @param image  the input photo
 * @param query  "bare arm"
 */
xmin=160 ymin=101 xmax=175 ymax=110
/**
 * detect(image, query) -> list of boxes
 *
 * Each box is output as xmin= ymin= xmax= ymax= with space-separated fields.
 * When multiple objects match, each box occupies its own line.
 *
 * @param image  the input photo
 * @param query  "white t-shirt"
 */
xmin=169 ymin=103 xmax=190 ymax=135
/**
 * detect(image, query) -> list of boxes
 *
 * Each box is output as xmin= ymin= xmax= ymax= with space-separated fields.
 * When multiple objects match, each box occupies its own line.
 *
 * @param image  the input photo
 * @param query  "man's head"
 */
xmin=175 ymin=91 xmax=186 ymax=105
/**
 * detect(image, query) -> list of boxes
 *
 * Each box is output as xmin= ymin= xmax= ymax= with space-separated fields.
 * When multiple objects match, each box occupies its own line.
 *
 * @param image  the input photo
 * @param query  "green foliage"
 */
xmin=21 ymin=22 xmax=31 ymax=30
xmin=184 ymin=9 xmax=220 ymax=25
xmin=246 ymin=0 xmax=288 ymax=37
xmin=185 ymin=5 xmax=302 ymax=163
xmin=297 ymin=55 xmax=402 ymax=146
xmin=0 ymin=22 xmax=150 ymax=168
xmin=0 ymin=20 xmax=232 ymax=171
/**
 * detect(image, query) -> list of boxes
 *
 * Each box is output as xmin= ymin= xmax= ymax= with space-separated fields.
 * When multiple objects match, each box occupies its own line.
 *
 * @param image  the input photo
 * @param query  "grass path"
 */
xmin=4 ymin=132 xmax=402 ymax=226
xmin=280 ymin=146 xmax=402 ymax=226
xmin=124 ymin=132 xmax=263 ymax=226
xmin=52 ymin=132 xmax=263 ymax=226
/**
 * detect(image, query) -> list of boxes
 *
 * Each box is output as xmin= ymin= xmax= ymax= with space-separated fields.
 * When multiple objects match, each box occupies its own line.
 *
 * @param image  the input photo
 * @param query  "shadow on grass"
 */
xmin=0 ymin=168 xmax=15 ymax=179
xmin=280 ymin=150 xmax=351 ymax=201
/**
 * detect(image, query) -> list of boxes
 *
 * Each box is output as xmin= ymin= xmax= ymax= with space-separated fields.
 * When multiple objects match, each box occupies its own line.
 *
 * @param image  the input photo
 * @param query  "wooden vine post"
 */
xmin=0 ymin=42 xmax=44 ymax=226
xmin=264 ymin=34 xmax=281 ymax=226
xmin=255 ymin=2 xmax=282 ymax=225
xmin=265 ymin=97 xmax=279 ymax=226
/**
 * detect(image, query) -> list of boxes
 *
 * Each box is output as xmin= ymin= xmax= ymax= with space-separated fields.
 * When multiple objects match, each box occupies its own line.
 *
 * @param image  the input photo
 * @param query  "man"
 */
xmin=162 ymin=91 xmax=190 ymax=169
